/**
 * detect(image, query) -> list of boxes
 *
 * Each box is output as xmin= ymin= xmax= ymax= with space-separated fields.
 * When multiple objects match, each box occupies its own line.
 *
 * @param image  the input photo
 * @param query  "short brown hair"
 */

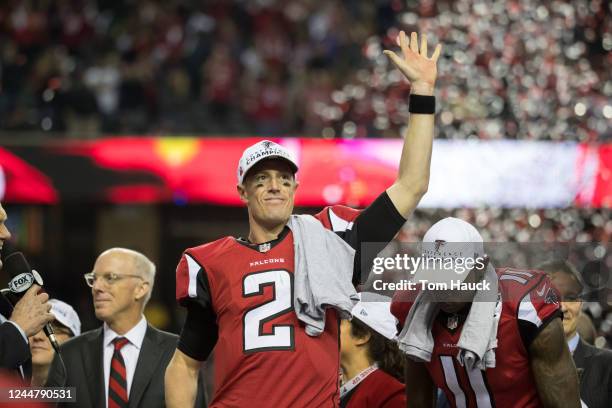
xmin=349 ymin=318 xmax=405 ymax=382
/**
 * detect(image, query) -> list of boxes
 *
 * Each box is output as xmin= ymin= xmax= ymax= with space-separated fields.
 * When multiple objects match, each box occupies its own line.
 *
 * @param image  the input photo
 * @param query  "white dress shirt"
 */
xmin=103 ymin=316 xmax=147 ymax=408
xmin=568 ymin=333 xmax=580 ymax=355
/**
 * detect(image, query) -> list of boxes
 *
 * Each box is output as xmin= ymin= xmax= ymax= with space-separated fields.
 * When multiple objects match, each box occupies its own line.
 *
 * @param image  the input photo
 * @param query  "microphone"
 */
xmin=3 ymin=252 xmax=60 ymax=352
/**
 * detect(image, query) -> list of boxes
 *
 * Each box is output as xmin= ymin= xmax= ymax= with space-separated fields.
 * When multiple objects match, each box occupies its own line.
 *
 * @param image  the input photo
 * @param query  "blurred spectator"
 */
xmin=340 ymin=292 xmax=406 ymax=407
xmin=0 ymin=0 xmax=607 ymax=138
xmin=83 ymin=52 xmax=121 ymax=132
xmin=29 ymin=299 xmax=81 ymax=386
xmin=539 ymin=259 xmax=612 ymax=408
xmin=63 ymin=70 xmax=100 ymax=138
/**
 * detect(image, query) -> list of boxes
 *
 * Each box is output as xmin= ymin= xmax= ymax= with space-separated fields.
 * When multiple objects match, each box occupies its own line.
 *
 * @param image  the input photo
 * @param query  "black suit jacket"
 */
xmin=0 ymin=321 xmax=31 ymax=381
xmin=46 ymin=324 xmax=205 ymax=408
xmin=573 ymin=339 xmax=612 ymax=408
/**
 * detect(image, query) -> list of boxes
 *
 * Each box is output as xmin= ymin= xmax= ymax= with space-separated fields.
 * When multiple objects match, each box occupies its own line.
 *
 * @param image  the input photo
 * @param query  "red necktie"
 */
xmin=108 ymin=337 xmax=129 ymax=408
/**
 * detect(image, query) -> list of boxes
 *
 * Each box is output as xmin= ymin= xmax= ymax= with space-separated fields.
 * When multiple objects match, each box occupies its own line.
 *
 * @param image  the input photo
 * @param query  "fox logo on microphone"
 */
xmin=8 ymin=273 xmax=34 ymax=293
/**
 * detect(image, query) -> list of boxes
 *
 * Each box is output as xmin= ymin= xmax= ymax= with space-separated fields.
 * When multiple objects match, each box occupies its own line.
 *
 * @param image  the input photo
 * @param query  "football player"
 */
xmin=391 ymin=217 xmax=581 ymax=407
xmin=165 ymin=32 xmax=442 ymax=407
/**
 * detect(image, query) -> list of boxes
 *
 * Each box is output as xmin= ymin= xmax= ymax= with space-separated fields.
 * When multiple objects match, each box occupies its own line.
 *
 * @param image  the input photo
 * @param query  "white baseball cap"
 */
xmin=351 ymin=292 xmax=398 ymax=340
xmin=412 ymin=217 xmax=486 ymax=286
xmin=49 ymin=299 xmax=81 ymax=336
xmin=237 ymin=140 xmax=298 ymax=184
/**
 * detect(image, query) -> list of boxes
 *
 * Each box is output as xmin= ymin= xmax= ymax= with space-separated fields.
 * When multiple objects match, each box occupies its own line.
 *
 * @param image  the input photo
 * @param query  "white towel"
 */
xmin=398 ymin=264 xmax=501 ymax=370
xmin=287 ymin=215 xmax=357 ymax=336
xmin=397 ymin=290 xmax=439 ymax=362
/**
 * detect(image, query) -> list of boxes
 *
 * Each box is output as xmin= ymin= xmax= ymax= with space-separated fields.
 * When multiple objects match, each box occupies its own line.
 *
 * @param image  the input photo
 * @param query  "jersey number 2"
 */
xmin=242 ymin=270 xmax=294 ymax=353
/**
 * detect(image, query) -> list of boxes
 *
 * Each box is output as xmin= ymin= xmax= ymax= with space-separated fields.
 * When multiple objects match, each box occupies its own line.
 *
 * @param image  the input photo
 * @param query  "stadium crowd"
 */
xmin=0 ymin=0 xmax=609 ymax=139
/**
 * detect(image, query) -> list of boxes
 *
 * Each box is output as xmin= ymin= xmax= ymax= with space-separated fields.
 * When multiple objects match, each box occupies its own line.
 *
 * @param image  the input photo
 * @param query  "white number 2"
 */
xmin=242 ymin=270 xmax=294 ymax=353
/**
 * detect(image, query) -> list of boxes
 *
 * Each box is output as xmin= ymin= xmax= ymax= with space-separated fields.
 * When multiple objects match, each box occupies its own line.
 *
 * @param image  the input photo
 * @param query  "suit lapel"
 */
xmin=128 ymin=325 xmax=162 ymax=408
xmin=82 ymin=328 xmax=106 ymax=408
xmin=572 ymin=339 xmax=594 ymax=370
xmin=573 ymin=339 xmax=585 ymax=369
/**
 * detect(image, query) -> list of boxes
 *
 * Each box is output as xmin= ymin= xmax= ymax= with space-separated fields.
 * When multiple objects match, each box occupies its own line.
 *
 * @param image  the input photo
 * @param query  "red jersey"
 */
xmin=176 ymin=193 xmax=406 ymax=407
xmin=341 ymin=369 xmax=406 ymax=408
xmin=391 ymin=268 xmax=561 ymax=408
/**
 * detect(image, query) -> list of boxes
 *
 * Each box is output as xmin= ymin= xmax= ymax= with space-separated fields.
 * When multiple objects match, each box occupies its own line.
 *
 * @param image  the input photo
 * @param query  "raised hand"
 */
xmin=384 ymin=31 xmax=442 ymax=95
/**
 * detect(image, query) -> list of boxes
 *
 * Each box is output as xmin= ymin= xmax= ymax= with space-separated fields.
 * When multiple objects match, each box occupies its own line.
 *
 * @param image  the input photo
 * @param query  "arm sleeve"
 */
xmin=517 ymin=275 xmax=562 ymax=351
xmin=330 ymin=192 xmax=406 ymax=285
xmin=178 ymin=303 xmax=218 ymax=361
xmin=5 ymin=321 xmax=28 ymax=344
xmin=0 ymin=321 xmax=30 ymax=369
xmin=175 ymin=253 xmax=219 ymax=361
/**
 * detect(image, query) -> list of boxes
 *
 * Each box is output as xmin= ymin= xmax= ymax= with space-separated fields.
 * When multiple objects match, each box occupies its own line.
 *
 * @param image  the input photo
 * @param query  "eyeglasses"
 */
xmin=50 ymin=322 xmax=73 ymax=337
xmin=84 ymin=272 xmax=145 ymax=288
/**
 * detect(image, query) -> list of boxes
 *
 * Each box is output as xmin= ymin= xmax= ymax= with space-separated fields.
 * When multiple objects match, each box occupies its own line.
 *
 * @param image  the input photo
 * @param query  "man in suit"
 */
xmin=540 ymin=259 xmax=612 ymax=408
xmin=47 ymin=248 xmax=204 ymax=407
xmin=0 ymin=202 xmax=54 ymax=380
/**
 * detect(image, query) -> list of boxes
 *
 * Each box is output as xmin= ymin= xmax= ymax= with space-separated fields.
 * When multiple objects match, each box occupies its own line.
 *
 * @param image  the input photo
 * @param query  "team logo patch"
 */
xmin=258 ymin=243 xmax=271 ymax=253
xmin=447 ymin=314 xmax=459 ymax=330
xmin=545 ymin=288 xmax=560 ymax=305
xmin=262 ymin=141 xmax=273 ymax=149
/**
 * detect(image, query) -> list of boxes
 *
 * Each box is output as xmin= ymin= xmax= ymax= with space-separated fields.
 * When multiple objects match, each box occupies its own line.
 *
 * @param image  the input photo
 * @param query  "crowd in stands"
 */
xmin=0 ymin=0 xmax=609 ymax=139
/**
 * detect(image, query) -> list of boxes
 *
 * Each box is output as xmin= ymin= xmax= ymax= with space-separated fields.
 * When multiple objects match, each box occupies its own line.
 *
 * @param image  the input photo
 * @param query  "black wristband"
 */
xmin=409 ymin=95 xmax=435 ymax=114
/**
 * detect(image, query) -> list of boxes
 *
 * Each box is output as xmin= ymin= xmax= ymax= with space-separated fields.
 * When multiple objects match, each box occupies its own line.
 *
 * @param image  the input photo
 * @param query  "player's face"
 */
xmin=238 ymin=160 xmax=298 ymax=229
xmin=29 ymin=323 xmax=72 ymax=366
xmin=550 ymin=272 xmax=582 ymax=338
xmin=0 ymin=203 xmax=12 ymax=270
xmin=438 ymin=299 xmax=471 ymax=313
xmin=437 ymin=259 xmax=488 ymax=313
xmin=90 ymin=252 xmax=145 ymax=324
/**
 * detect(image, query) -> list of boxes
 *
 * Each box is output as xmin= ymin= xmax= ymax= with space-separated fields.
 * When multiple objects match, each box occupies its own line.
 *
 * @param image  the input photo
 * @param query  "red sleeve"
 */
xmin=498 ymin=268 xmax=562 ymax=349
xmin=175 ymin=250 xmax=218 ymax=360
xmin=175 ymin=251 xmax=215 ymax=310
xmin=513 ymin=272 xmax=561 ymax=328
xmin=176 ymin=253 xmax=191 ymax=303
xmin=314 ymin=205 xmax=361 ymax=232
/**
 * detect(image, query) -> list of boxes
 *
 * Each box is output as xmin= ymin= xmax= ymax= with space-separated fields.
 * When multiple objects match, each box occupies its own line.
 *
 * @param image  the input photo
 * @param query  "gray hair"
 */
xmin=100 ymin=247 xmax=156 ymax=305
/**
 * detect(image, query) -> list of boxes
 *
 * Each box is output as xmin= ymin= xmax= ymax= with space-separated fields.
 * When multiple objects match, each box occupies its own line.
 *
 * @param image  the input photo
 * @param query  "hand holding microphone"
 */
xmin=9 ymin=284 xmax=54 ymax=338
xmin=3 ymin=252 xmax=58 ymax=350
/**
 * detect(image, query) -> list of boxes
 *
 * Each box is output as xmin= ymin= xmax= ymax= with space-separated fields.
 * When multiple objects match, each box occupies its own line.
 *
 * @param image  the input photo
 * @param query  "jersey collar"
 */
xmin=236 ymin=226 xmax=290 ymax=253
